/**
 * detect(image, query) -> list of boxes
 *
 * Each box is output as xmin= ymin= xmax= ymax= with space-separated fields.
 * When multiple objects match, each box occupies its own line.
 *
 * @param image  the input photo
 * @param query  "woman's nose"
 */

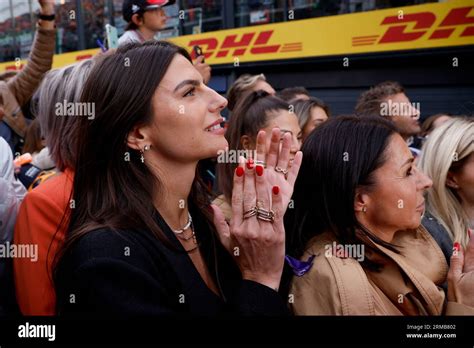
xmin=415 ymin=166 xmax=433 ymax=190
xmin=208 ymin=88 xmax=228 ymax=113
xmin=291 ymin=135 xmax=301 ymax=153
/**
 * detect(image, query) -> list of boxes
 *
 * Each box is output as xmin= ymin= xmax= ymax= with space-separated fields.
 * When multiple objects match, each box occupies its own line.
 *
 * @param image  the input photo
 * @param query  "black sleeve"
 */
xmin=230 ymin=280 xmax=290 ymax=316
xmin=57 ymin=257 xmax=178 ymax=317
xmin=56 ymin=230 xmax=181 ymax=317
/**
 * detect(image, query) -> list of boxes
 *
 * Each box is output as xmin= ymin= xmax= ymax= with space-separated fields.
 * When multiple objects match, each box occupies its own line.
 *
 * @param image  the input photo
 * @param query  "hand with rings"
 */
xmin=257 ymin=128 xmax=302 ymax=215
xmin=211 ymin=129 xmax=302 ymax=291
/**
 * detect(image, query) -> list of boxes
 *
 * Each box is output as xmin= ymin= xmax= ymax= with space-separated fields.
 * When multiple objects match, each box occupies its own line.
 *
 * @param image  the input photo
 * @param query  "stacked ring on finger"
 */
xmin=256 ymin=207 xmax=275 ymax=222
xmin=255 ymin=160 xmax=266 ymax=168
xmin=275 ymin=166 xmax=289 ymax=176
xmin=243 ymin=207 xmax=258 ymax=219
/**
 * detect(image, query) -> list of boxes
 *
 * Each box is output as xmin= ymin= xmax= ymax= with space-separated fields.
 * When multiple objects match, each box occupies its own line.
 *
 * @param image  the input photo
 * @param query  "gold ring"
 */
xmin=275 ymin=166 xmax=289 ymax=175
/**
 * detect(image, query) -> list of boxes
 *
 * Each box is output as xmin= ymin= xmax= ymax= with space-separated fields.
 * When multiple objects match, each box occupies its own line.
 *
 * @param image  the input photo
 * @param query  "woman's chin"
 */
xmin=407 ymin=217 xmax=422 ymax=230
xmin=204 ymin=138 xmax=228 ymax=159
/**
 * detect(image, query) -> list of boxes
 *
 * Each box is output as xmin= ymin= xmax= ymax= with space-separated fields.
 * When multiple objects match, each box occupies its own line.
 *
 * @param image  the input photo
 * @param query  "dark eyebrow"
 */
xmin=401 ymin=157 xmax=415 ymax=168
xmin=173 ymin=79 xmax=200 ymax=93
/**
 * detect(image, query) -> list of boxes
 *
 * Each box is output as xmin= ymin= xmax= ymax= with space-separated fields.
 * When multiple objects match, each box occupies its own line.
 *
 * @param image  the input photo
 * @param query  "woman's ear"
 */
xmin=446 ymin=171 xmax=459 ymax=189
xmin=240 ymin=135 xmax=254 ymax=151
xmin=354 ymin=187 xmax=370 ymax=213
xmin=127 ymin=124 xmax=148 ymax=151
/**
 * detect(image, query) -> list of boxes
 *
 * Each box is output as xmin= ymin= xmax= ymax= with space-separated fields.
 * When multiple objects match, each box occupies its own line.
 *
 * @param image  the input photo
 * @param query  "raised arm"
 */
xmin=7 ymin=0 xmax=56 ymax=107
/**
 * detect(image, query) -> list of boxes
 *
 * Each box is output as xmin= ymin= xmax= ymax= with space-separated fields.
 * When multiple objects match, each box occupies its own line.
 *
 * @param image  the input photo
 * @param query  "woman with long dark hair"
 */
xmin=286 ymin=116 xmax=474 ymax=315
xmin=53 ymin=41 xmax=301 ymax=316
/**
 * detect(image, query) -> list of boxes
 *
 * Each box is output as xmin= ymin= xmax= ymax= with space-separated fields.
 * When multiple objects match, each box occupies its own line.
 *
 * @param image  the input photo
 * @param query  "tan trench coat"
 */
xmin=290 ymin=226 xmax=474 ymax=315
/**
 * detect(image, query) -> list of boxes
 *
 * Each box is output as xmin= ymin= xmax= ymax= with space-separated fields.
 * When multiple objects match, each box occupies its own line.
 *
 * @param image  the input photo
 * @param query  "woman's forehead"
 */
xmin=160 ymin=55 xmax=199 ymax=87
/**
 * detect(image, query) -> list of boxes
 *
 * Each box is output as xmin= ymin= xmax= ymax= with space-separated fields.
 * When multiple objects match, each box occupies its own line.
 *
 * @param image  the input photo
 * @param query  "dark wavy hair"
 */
xmin=53 ymin=41 xmax=215 ymax=285
xmin=285 ymin=115 xmax=400 ymax=270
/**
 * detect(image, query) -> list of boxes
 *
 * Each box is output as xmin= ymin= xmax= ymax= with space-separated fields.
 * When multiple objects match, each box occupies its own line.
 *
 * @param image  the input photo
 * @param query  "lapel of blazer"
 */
xmin=368 ymin=227 xmax=447 ymax=315
xmin=152 ymin=206 xmax=223 ymax=313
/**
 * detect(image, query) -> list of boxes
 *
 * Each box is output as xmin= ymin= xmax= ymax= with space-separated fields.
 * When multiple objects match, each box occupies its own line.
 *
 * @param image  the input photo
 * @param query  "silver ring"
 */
xmin=275 ymin=166 xmax=289 ymax=175
xmin=255 ymin=160 xmax=266 ymax=168
xmin=256 ymin=207 xmax=275 ymax=223
xmin=243 ymin=207 xmax=257 ymax=219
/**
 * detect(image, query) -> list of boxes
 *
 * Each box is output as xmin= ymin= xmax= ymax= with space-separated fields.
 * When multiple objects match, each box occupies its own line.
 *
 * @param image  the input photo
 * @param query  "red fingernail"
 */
xmin=256 ymin=165 xmax=264 ymax=176
xmin=236 ymin=166 xmax=244 ymax=177
xmin=246 ymin=158 xmax=254 ymax=170
xmin=272 ymin=186 xmax=279 ymax=195
xmin=453 ymin=242 xmax=461 ymax=252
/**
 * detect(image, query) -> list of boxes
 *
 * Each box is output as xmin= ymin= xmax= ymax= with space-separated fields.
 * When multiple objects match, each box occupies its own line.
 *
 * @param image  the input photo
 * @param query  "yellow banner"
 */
xmin=171 ymin=0 xmax=474 ymax=65
xmin=0 ymin=48 xmax=100 ymax=72
xmin=1 ymin=0 xmax=473 ymax=72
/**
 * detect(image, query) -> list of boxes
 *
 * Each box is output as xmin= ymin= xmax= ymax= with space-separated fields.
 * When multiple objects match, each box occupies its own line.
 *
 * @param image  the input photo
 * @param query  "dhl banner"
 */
xmin=1 ymin=0 xmax=473 ymax=72
xmin=0 ymin=48 xmax=100 ymax=72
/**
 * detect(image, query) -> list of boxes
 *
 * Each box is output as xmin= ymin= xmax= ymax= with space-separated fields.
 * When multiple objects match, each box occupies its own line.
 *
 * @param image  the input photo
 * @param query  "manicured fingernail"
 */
xmin=453 ymin=242 xmax=460 ymax=252
xmin=272 ymin=186 xmax=280 ymax=195
xmin=256 ymin=165 xmax=264 ymax=176
xmin=246 ymin=158 xmax=254 ymax=170
xmin=236 ymin=166 xmax=244 ymax=177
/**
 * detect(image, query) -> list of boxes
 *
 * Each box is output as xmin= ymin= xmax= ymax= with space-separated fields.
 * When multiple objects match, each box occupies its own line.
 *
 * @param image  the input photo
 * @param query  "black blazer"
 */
xmin=55 ymin=204 xmax=288 ymax=317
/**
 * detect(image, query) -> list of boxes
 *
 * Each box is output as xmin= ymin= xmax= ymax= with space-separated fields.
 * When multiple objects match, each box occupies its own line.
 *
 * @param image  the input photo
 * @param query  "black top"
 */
xmin=55 ymin=204 xmax=288 ymax=317
xmin=422 ymin=211 xmax=453 ymax=265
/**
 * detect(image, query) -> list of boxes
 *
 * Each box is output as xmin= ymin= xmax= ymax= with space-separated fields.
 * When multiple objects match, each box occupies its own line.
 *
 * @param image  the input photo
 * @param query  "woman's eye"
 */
xmin=184 ymin=87 xmax=195 ymax=97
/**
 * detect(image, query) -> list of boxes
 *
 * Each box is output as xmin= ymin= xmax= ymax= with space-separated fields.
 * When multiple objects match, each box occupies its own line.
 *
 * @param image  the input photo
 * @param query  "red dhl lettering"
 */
xmin=378 ymin=6 xmax=474 ymax=43
xmin=187 ymin=30 xmax=284 ymax=59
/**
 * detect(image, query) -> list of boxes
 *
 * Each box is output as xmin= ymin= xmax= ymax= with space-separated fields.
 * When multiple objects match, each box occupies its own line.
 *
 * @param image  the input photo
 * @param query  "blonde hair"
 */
xmin=419 ymin=117 xmax=474 ymax=248
xmin=226 ymin=73 xmax=267 ymax=111
xmin=35 ymin=59 xmax=94 ymax=171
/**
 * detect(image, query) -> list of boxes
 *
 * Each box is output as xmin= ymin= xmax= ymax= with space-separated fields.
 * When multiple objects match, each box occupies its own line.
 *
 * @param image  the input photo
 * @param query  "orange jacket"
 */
xmin=13 ymin=170 xmax=72 ymax=315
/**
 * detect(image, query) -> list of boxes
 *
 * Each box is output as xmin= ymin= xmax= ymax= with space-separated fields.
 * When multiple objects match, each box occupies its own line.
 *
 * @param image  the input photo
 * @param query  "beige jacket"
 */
xmin=290 ymin=226 xmax=474 ymax=315
xmin=0 ymin=26 xmax=55 ymax=137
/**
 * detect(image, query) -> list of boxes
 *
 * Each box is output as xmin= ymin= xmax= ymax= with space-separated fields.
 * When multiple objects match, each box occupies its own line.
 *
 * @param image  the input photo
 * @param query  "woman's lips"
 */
xmin=206 ymin=126 xmax=225 ymax=135
xmin=416 ymin=202 xmax=425 ymax=212
xmin=205 ymin=122 xmax=225 ymax=135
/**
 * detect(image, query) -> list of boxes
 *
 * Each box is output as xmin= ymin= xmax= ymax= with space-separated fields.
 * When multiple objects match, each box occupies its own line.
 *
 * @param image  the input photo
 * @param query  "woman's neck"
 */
xmin=149 ymin=157 xmax=197 ymax=230
xmin=356 ymin=215 xmax=397 ymax=243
